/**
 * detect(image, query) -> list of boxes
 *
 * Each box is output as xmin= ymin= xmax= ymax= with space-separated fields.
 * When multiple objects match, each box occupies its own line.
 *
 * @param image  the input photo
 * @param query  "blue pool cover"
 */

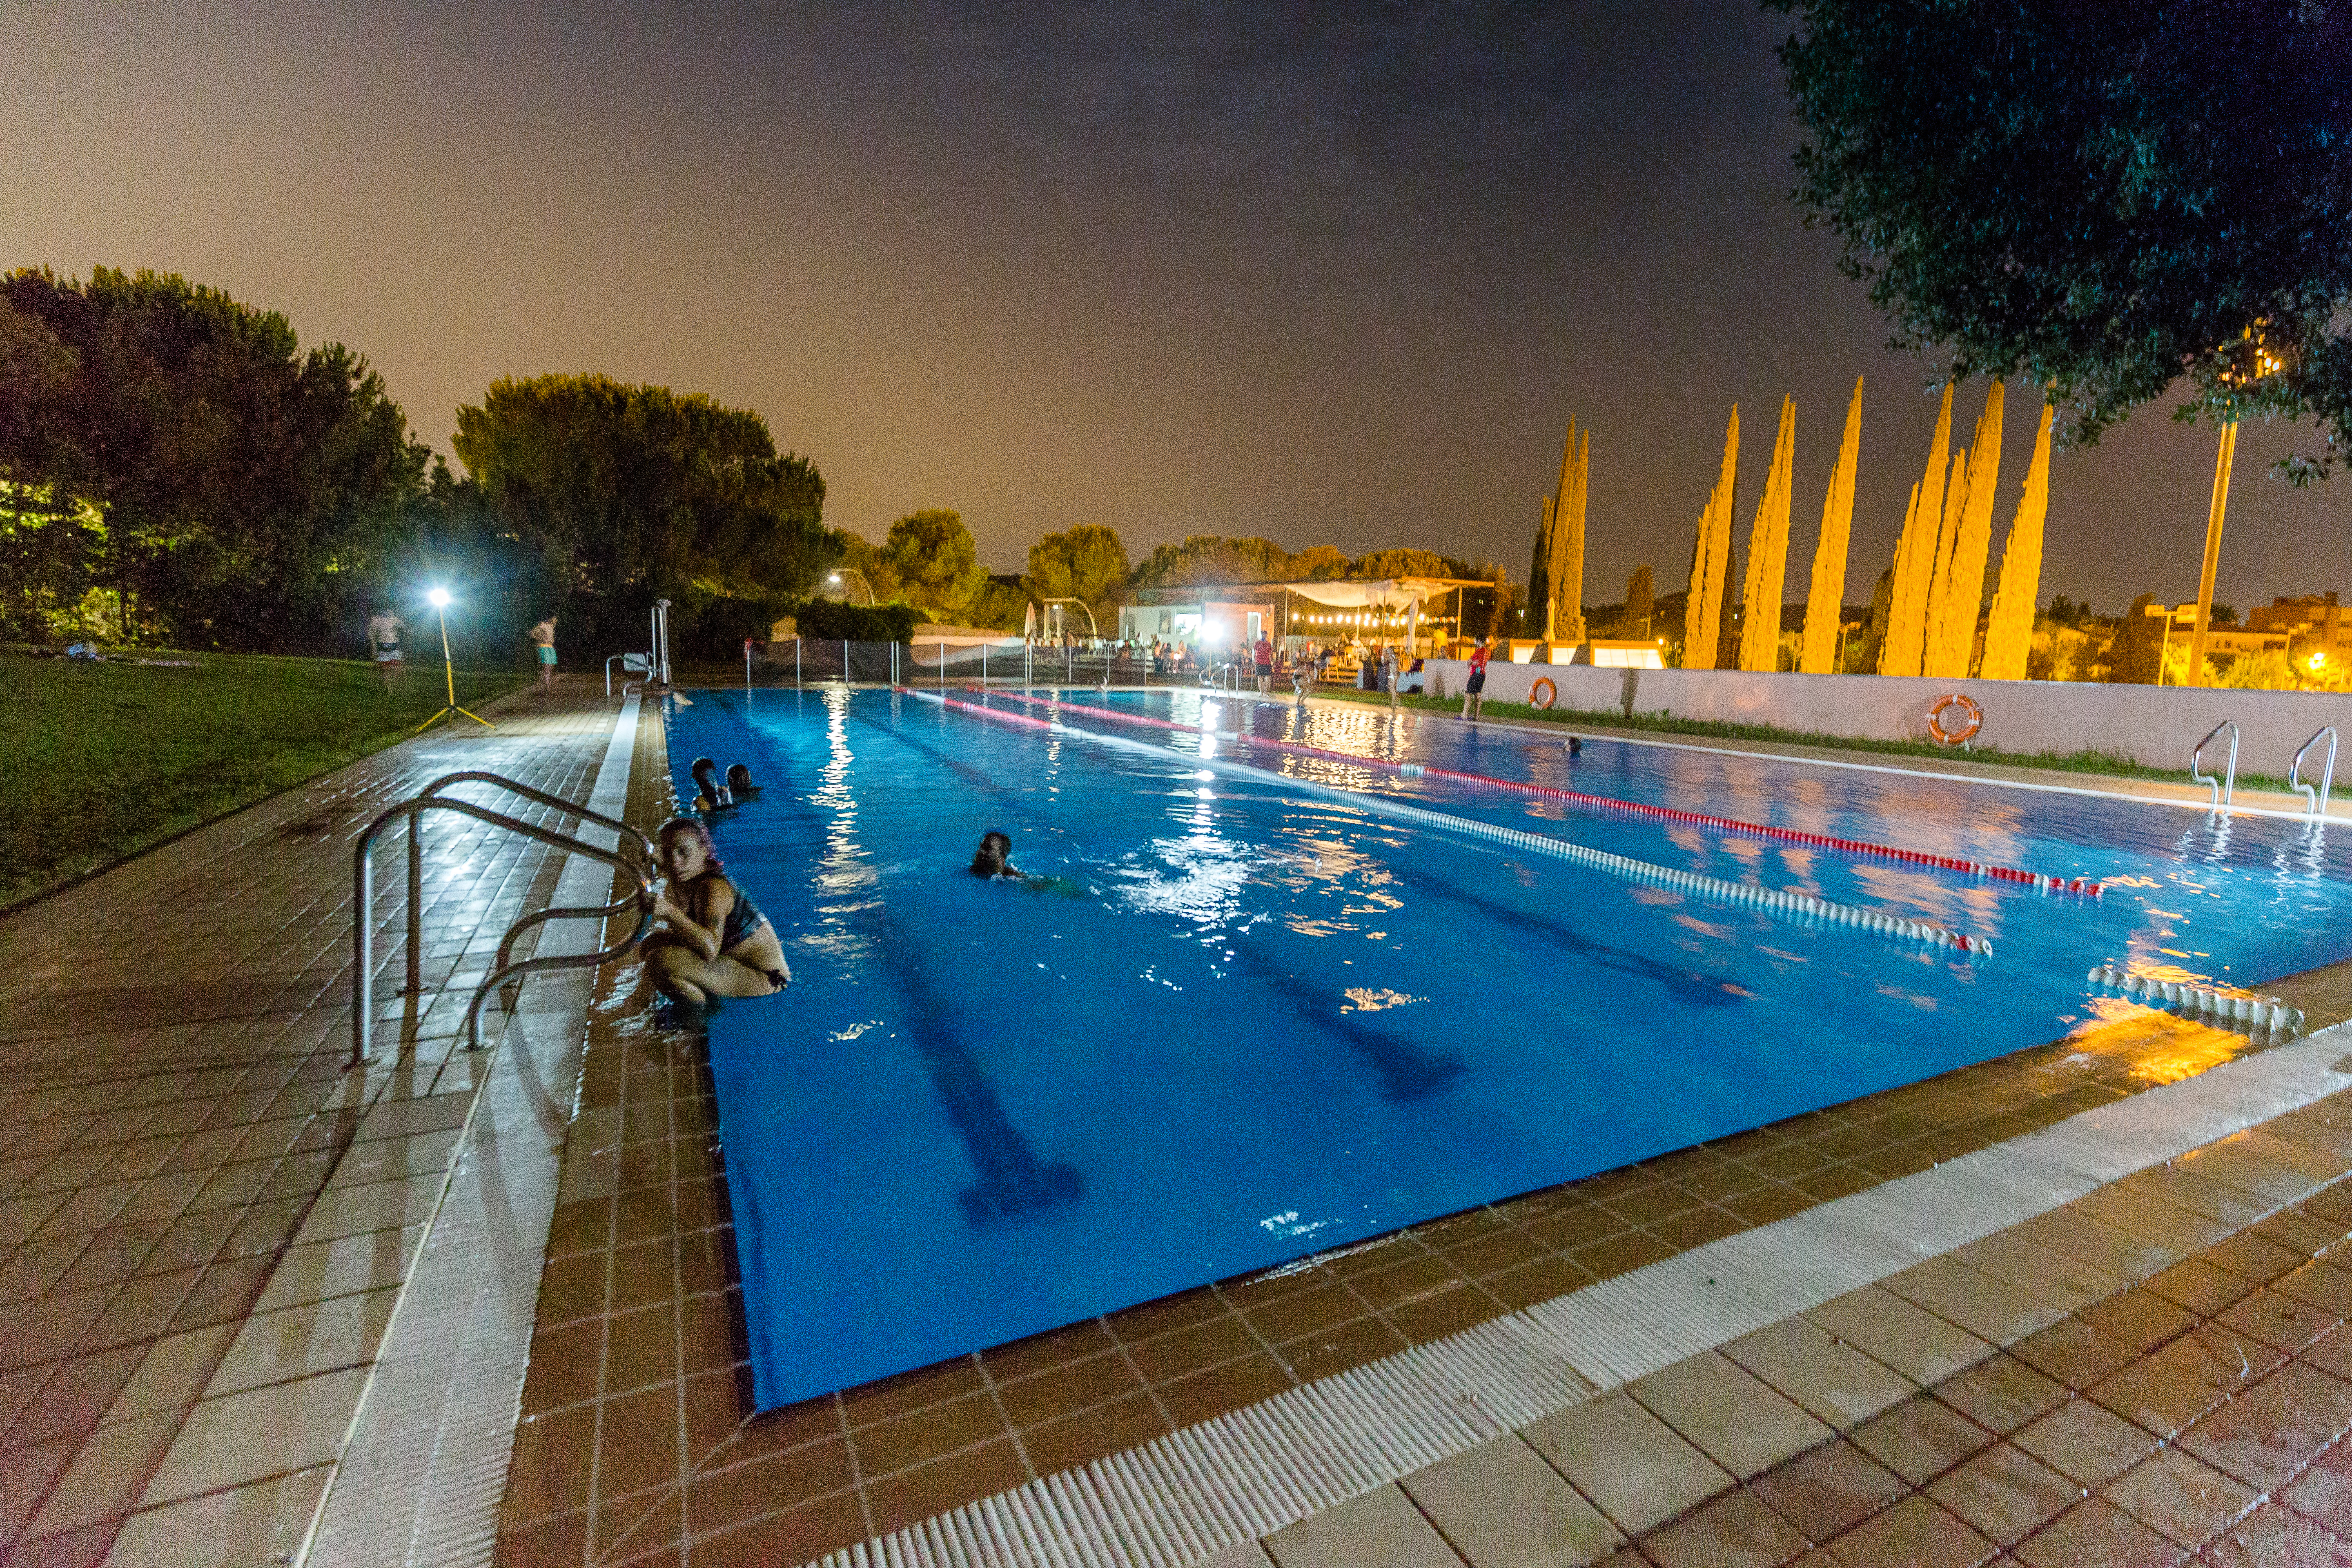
xmin=666 ymin=688 xmax=2352 ymax=1410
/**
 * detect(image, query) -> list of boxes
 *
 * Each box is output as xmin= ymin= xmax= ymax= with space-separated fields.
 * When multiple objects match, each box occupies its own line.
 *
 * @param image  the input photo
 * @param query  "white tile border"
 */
xmin=800 ymin=1022 xmax=2352 ymax=1568
xmin=299 ymin=696 xmax=640 ymax=1568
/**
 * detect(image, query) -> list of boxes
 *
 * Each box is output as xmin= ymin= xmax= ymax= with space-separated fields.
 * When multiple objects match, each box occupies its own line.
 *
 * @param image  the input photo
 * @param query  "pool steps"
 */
xmin=921 ymin=690 xmax=1990 ymax=958
xmin=2086 ymin=966 xmax=2307 ymax=1038
xmin=977 ymin=687 xmax=2103 ymax=899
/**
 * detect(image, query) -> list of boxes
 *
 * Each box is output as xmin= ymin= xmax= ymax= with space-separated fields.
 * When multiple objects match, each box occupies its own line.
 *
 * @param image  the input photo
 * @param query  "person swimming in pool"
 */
xmin=642 ymin=815 xmax=789 ymax=1021
xmin=724 ymin=762 xmax=763 ymax=799
xmin=967 ymin=830 xmax=1088 ymax=895
xmin=689 ymin=756 xmax=734 ymax=813
xmin=969 ymin=830 xmax=1020 ymax=878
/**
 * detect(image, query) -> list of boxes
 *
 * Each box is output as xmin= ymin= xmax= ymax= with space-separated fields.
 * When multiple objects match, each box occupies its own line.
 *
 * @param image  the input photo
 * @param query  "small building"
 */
xmin=2143 ymin=603 xmax=2291 ymax=659
xmin=1116 ymin=601 xmax=1272 ymax=650
xmin=2244 ymin=594 xmax=2351 ymax=653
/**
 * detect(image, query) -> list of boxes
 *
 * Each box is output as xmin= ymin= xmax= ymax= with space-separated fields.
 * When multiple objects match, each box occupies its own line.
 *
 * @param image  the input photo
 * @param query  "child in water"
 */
xmin=968 ymin=831 xmax=1087 ymax=895
xmin=690 ymin=757 xmax=733 ymax=813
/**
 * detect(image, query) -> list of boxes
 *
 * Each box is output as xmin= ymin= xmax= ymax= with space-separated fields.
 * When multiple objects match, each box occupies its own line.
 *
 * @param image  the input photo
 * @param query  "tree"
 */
xmin=1349 ymin=547 xmax=1452 ymax=579
xmin=1620 ymin=564 xmax=1656 ymax=638
xmin=0 ymin=267 xmax=429 ymax=649
xmin=1127 ymin=535 xmax=1296 ymax=588
xmin=2107 ymin=594 xmax=2164 ymax=684
xmin=1774 ymin=1 xmax=2352 ymax=479
xmin=1289 ymin=544 xmax=1349 ymax=579
xmin=1027 ymin=524 xmax=1129 ymax=630
xmin=453 ymin=374 xmax=831 ymax=653
xmin=1714 ymin=541 xmax=1743 ymax=670
xmin=878 ymin=508 xmax=989 ymax=622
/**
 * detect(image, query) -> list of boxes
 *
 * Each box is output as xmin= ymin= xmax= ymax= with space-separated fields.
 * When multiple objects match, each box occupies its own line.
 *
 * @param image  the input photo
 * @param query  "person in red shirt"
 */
xmin=1461 ymin=636 xmax=1492 ymax=721
xmin=1254 ymin=632 xmax=1276 ymax=693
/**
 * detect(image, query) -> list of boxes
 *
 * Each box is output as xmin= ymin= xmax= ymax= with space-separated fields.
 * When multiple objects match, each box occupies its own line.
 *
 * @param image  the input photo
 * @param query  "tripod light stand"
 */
xmin=414 ymin=587 xmax=494 ymax=734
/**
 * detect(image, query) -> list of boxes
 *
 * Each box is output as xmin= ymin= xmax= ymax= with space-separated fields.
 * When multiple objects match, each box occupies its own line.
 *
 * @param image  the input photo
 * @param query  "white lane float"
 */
xmin=2086 ymin=966 xmax=2305 ymax=1038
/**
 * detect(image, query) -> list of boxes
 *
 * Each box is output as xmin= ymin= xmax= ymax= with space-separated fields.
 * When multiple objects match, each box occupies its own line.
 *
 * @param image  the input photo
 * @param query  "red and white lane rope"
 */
xmin=982 ymin=688 xmax=2103 ymax=899
xmin=919 ymin=690 xmax=1991 ymax=958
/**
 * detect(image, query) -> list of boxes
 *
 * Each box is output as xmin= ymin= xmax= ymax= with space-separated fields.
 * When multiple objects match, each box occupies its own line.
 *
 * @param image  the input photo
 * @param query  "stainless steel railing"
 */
xmin=2291 ymin=726 xmax=2338 ymax=818
xmin=2192 ymin=719 xmax=2238 ymax=810
xmin=351 ymin=771 xmax=657 ymax=1066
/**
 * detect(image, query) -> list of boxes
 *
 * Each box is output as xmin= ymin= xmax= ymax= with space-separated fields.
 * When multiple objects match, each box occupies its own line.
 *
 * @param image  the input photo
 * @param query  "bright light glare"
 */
xmin=827 ymin=573 xmax=842 ymax=584
xmin=427 ymin=587 xmax=451 ymax=608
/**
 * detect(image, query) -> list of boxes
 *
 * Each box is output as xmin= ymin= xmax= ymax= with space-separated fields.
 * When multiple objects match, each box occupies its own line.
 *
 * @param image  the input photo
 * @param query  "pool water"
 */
xmin=666 ymin=687 xmax=2352 ymax=1410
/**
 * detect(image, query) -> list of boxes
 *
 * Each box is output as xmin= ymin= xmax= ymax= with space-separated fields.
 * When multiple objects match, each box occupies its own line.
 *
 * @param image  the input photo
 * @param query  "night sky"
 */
xmin=4 ymin=1 xmax=2344 ymax=611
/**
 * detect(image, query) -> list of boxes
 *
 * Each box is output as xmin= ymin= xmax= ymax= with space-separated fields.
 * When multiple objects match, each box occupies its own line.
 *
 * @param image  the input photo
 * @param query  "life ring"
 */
xmin=1529 ymin=677 xmax=1558 ymax=710
xmin=1926 ymin=693 xmax=1983 ymax=746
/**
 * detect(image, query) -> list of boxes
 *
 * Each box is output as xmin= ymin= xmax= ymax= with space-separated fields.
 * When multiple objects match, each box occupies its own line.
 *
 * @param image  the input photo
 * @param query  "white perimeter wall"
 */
xmin=1419 ymin=660 xmax=2352 ymax=775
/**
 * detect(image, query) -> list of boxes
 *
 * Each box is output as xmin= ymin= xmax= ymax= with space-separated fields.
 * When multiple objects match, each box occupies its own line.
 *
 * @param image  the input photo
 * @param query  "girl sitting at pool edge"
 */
xmin=642 ymin=815 xmax=790 ymax=1021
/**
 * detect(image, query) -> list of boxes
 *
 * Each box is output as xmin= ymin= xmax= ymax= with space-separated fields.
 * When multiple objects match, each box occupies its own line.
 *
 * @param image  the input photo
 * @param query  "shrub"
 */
xmin=791 ymin=599 xmax=923 ymax=643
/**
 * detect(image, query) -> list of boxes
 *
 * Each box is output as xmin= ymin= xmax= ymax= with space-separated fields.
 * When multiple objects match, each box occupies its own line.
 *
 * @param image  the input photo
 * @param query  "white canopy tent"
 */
xmin=1254 ymin=577 xmax=1486 ymax=654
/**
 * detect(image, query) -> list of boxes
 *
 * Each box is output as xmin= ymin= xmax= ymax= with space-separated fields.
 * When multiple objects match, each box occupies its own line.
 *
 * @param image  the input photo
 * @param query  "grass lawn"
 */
xmin=1314 ymin=686 xmax=2284 ymax=791
xmin=0 ymin=650 xmax=528 ymax=910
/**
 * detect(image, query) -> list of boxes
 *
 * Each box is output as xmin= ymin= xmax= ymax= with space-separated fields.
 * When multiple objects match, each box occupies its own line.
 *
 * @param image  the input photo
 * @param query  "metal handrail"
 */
xmin=385 ymin=771 xmax=656 ymax=997
xmin=463 ymin=895 xmax=650 ymax=1053
xmin=2192 ymin=719 xmax=2239 ymax=810
xmin=353 ymin=774 xmax=657 ymax=1066
xmin=605 ymin=652 xmax=651 ymax=697
xmin=2291 ymin=726 xmax=2338 ymax=817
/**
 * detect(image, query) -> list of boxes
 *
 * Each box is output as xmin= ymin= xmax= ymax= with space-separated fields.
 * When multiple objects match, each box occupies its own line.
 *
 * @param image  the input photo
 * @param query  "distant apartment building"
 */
xmin=2143 ymin=593 xmax=2350 ymax=662
xmin=2244 ymin=593 xmax=2350 ymax=652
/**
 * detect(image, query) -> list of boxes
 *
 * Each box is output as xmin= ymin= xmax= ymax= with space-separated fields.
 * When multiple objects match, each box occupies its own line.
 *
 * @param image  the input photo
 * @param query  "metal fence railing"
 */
xmin=746 ymin=639 xmax=1312 ymax=689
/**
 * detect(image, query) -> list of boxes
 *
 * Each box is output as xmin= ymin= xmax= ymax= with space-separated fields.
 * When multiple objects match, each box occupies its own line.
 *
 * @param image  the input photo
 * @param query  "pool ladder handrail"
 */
xmin=351 ymin=771 xmax=658 ymax=1067
xmin=2291 ymin=725 xmax=2338 ymax=817
xmin=2192 ymin=719 xmax=2238 ymax=810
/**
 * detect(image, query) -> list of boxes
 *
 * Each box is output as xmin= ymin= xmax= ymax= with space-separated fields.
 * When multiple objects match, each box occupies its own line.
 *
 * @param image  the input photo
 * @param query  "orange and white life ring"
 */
xmin=1926 ymin=693 xmax=1983 ymax=746
xmin=1529 ymin=677 xmax=1558 ymax=710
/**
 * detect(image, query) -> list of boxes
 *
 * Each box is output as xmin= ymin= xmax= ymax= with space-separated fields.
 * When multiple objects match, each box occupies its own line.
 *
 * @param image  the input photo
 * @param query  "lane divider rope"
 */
xmin=984 ymin=687 xmax=2102 ymax=899
xmin=918 ymin=689 xmax=1990 ymax=958
xmin=2087 ymin=967 xmax=2306 ymax=1038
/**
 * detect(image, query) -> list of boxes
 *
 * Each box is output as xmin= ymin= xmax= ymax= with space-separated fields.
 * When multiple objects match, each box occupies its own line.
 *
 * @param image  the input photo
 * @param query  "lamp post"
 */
xmin=413 ymin=586 xmax=494 ymax=733
xmin=829 ymin=570 xmax=875 ymax=606
xmin=2185 ymin=423 xmax=2238 ymax=687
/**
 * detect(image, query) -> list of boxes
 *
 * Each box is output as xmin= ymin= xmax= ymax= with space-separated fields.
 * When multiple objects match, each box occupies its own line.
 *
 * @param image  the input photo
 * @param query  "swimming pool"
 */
xmin=667 ymin=687 xmax=2352 ymax=1410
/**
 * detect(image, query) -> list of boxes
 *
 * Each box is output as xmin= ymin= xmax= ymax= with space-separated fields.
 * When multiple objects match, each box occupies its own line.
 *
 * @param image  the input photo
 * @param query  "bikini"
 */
xmin=693 ymin=874 xmax=789 ymax=992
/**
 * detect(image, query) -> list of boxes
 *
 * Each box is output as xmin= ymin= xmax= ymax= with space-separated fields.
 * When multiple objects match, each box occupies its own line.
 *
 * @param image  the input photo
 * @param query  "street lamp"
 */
xmin=829 ymin=570 xmax=875 ymax=606
xmin=414 ymin=586 xmax=494 ymax=734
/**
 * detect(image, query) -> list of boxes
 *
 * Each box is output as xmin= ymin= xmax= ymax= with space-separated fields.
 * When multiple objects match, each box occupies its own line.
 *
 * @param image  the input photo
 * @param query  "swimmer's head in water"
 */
xmin=969 ymin=830 xmax=1014 ymax=877
xmin=690 ymin=756 xmax=719 ymax=788
xmin=657 ymin=815 xmax=720 ymax=879
xmin=724 ymin=762 xmax=760 ymax=796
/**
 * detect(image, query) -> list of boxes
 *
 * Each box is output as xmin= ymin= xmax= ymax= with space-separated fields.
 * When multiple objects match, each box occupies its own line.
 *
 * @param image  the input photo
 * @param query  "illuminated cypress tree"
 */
xmin=1926 ymin=382 xmax=2005 ymax=677
xmin=1555 ymin=424 xmax=1589 ymax=641
xmin=1682 ymin=407 xmax=1739 ymax=670
xmin=1879 ymin=383 xmax=1953 ymax=677
xmin=1799 ymin=377 xmax=1863 ymax=673
xmin=1529 ymin=492 xmax=1555 ymax=637
xmin=1979 ymin=401 xmax=2054 ymax=681
xmin=1739 ymin=396 xmax=1797 ymax=671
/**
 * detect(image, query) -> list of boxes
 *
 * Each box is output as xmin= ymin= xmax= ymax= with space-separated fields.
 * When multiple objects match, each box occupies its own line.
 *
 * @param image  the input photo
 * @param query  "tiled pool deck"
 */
xmin=5 ymin=685 xmax=2352 ymax=1567
xmin=0 ymin=684 xmax=630 ymax=1567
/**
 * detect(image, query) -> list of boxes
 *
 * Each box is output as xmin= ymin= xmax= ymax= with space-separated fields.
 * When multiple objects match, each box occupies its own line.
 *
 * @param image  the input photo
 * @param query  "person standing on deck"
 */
xmin=367 ymin=608 xmax=405 ymax=694
xmin=1461 ymin=636 xmax=1491 ymax=722
xmin=528 ymin=616 xmax=558 ymax=695
xmin=1254 ymin=632 xmax=1275 ymax=693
